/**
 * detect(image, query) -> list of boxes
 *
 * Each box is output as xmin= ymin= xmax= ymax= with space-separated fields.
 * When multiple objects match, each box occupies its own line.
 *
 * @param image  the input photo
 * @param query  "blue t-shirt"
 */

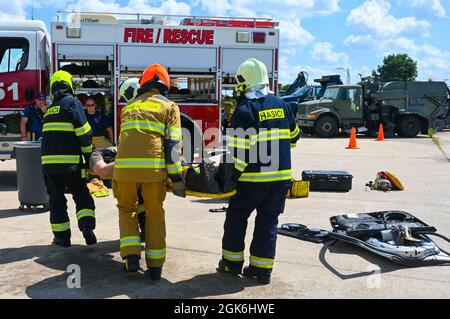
xmin=21 ymin=105 xmax=45 ymax=140
xmin=86 ymin=111 xmax=112 ymax=137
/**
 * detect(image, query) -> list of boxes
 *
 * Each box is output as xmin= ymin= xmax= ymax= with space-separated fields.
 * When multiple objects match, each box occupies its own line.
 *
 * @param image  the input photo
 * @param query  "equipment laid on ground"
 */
xmin=87 ymin=178 xmax=110 ymax=198
xmin=14 ymin=142 xmax=49 ymax=212
xmin=368 ymin=171 xmax=404 ymax=192
xmin=287 ymin=180 xmax=310 ymax=198
xmin=298 ymin=79 xmax=450 ymax=138
xmin=301 ymin=170 xmax=353 ymax=192
xmin=278 ymin=211 xmax=450 ymax=266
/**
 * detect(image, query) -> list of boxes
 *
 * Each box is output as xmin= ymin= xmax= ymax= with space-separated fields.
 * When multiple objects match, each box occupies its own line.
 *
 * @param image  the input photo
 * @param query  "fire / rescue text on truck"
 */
xmin=123 ymin=28 xmax=215 ymax=45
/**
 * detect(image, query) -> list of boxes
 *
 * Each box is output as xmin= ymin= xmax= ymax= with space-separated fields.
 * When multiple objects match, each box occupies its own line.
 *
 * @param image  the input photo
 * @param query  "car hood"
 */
xmin=298 ymin=99 xmax=333 ymax=117
xmin=280 ymin=94 xmax=299 ymax=103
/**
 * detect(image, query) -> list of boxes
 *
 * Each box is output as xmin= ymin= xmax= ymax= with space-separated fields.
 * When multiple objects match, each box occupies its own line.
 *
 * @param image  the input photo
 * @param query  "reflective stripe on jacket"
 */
xmin=113 ymin=89 xmax=182 ymax=183
xmin=41 ymin=95 xmax=93 ymax=174
xmin=227 ymin=94 xmax=301 ymax=184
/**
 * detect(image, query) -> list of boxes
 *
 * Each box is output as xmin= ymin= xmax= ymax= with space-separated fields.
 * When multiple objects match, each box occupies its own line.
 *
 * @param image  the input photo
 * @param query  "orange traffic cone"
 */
xmin=346 ymin=127 xmax=359 ymax=149
xmin=376 ymin=124 xmax=385 ymax=141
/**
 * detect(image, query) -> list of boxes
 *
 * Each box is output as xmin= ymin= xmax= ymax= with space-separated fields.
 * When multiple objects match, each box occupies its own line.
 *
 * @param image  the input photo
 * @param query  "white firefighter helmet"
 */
xmin=119 ymin=78 xmax=140 ymax=102
xmin=235 ymin=58 xmax=270 ymax=98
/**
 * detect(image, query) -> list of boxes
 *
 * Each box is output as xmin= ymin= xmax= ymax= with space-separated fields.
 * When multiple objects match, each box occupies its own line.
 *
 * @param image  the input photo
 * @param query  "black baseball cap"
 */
xmin=35 ymin=92 xmax=46 ymax=100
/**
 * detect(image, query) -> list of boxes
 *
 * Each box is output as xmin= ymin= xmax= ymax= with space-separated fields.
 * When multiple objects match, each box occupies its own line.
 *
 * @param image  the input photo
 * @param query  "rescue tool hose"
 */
xmin=415 ymin=232 xmax=450 ymax=243
xmin=420 ymin=232 xmax=450 ymax=256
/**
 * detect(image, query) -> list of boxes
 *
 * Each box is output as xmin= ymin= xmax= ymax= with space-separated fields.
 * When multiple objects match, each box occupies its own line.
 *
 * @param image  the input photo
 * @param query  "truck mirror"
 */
xmin=25 ymin=87 xmax=35 ymax=102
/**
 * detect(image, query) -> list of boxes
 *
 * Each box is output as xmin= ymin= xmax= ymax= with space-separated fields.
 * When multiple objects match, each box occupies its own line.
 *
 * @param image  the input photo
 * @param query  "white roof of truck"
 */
xmin=0 ymin=20 xmax=48 ymax=34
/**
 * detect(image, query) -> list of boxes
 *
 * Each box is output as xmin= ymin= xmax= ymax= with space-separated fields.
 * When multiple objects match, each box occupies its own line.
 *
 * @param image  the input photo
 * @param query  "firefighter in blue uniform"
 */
xmin=217 ymin=58 xmax=301 ymax=284
xmin=41 ymin=70 xmax=97 ymax=248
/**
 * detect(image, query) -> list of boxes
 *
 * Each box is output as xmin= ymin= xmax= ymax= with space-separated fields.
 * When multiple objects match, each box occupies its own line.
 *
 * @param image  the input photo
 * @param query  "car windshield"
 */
xmin=322 ymin=87 xmax=340 ymax=100
xmin=292 ymin=86 xmax=310 ymax=97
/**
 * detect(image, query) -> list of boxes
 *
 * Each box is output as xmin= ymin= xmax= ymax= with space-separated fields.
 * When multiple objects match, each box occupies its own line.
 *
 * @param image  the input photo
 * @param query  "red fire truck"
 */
xmin=0 ymin=21 xmax=50 ymax=160
xmin=0 ymin=12 xmax=280 ymax=161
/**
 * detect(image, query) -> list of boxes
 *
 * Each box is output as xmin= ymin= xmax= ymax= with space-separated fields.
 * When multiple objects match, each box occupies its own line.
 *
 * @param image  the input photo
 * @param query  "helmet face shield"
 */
xmin=236 ymin=74 xmax=246 ymax=84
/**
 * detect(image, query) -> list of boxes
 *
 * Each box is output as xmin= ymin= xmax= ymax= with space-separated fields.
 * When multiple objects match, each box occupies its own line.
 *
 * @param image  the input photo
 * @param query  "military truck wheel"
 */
xmin=397 ymin=116 xmax=421 ymax=138
xmin=313 ymin=116 xmax=338 ymax=138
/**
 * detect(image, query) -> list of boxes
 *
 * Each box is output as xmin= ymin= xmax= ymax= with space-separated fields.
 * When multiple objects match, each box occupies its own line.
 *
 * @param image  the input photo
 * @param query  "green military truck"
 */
xmin=297 ymin=80 xmax=450 ymax=138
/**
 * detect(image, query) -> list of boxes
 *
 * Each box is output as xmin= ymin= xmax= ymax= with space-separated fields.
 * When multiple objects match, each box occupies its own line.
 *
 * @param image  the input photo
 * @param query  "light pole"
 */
xmin=337 ymin=67 xmax=351 ymax=84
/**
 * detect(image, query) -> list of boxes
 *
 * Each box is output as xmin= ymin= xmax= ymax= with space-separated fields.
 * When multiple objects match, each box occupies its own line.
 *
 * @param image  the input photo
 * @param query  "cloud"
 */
xmin=411 ymin=0 xmax=447 ymax=19
xmin=343 ymin=0 xmax=450 ymax=81
xmin=389 ymin=38 xmax=450 ymax=59
xmin=67 ymin=0 xmax=191 ymax=16
xmin=312 ymin=42 xmax=349 ymax=65
xmin=193 ymin=0 xmax=334 ymax=48
xmin=194 ymin=0 xmax=342 ymax=19
xmin=279 ymin=19 xmax=315 ymax=47
xmin=382 ymin=37 xmax=450 ymax=80
xmin=0 ymin=0 xmax=30 ymax=20
xmin=343 ymin=34 xmax=375 ymax=50
xmin=346 ymin=0 xmax=431 ymax=38
xmin=313 ymin=0 xmax=341 ymax=15
xmin=0 ymin=0 xmax=192 ymax=21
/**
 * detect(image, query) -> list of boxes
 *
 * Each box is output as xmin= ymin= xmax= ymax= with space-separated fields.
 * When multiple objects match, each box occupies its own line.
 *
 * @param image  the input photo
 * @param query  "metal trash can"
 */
xmin=14 ymin=141 xmax=49 ymax=212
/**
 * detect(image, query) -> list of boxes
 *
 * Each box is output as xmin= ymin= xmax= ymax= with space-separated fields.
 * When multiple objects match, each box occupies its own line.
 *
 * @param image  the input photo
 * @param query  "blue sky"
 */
xmin=1 ymin=0 xmax=450 ymax=84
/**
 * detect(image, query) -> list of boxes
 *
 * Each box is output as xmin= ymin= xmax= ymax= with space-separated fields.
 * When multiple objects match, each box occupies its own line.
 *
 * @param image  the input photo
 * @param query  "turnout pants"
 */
xmin=44 ymin=170 xmax=96 ymax=241
xmin=113 ymin=181 xmax=167 ymax=268
xmin=222 ymin=182 xmax=288 ymax=276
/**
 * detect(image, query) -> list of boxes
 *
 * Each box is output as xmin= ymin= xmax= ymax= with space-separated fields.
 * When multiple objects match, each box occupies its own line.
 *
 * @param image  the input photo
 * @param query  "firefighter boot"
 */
xmin=148 ymin=267 xmax=162 ymax=280
xmin=243 ymin=266 xmax=271 ymax=285
xmin=82 ymin=228 xmax=97 ymax=245
xmin=216 ymin=259 xmax=242 ymax=276
xmin=52 ymin=237 xmax=71 ymax=248
xmin=123 ymin=254 xmax=140 ymax=273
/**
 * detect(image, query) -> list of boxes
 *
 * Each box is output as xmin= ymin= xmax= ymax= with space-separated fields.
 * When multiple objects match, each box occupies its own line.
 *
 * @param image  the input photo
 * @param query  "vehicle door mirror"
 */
xmin=25 ymin=87 xmax=35 ymax=102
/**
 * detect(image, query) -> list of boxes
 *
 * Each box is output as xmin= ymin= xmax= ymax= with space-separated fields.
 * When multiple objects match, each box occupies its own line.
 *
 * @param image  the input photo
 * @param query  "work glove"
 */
xmin=216 ymin=154 xmax=241 ymax=193
xmin=102 ymin=147 xmax=118 ymax=164
xmin=172 ymin=181 xmax=186 ymax=198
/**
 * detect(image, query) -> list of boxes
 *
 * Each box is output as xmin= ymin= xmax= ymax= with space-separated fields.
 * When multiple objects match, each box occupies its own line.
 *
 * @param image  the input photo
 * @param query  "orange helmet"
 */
xmin=140 ymin=64 xmax=171 ymax=90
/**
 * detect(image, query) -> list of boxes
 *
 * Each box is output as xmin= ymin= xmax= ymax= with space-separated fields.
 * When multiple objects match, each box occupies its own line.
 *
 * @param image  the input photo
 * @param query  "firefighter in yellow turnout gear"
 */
xmin=113 ymin=64 xmax=186 ymax=280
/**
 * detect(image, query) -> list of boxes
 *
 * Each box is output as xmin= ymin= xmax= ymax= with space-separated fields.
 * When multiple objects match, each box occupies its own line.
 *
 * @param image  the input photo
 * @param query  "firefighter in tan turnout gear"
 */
xmin=113 ymin=64 xmax=186 ymax=280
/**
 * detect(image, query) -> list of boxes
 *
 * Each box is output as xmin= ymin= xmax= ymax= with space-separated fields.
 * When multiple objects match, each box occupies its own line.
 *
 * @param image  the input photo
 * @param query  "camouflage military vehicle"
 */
xmin=297 ymin=80 xmax=450 ymax=138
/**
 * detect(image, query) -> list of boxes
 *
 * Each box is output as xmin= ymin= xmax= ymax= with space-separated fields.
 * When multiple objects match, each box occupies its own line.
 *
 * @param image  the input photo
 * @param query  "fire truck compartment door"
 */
xmin=222 ymin=48 xmax=273 ymax=76
xmin=57 ymin=44 xmax=114 ymax=60
xmin=120 ymin=46 xmax=216 ymax=70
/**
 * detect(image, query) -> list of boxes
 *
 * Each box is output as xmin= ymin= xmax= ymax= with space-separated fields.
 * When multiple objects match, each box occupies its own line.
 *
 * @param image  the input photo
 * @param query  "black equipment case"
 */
xmin=301 ymin=170 xmax=353 ymax=192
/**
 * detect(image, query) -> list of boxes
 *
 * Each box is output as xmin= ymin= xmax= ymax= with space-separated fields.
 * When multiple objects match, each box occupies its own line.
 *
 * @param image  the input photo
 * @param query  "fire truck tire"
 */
xmin=397 ymin=115 xmax=421 ymax=138
xmin=313 ymin=115 xmax=338 ymax=138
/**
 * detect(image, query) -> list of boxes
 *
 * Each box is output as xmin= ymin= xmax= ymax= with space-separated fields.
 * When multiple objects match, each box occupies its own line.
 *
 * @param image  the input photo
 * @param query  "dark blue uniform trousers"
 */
xmin=44 ymin=170 xmax=96 ymax=241
xmin=222 ymin=182 xmax=288 ymax=275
